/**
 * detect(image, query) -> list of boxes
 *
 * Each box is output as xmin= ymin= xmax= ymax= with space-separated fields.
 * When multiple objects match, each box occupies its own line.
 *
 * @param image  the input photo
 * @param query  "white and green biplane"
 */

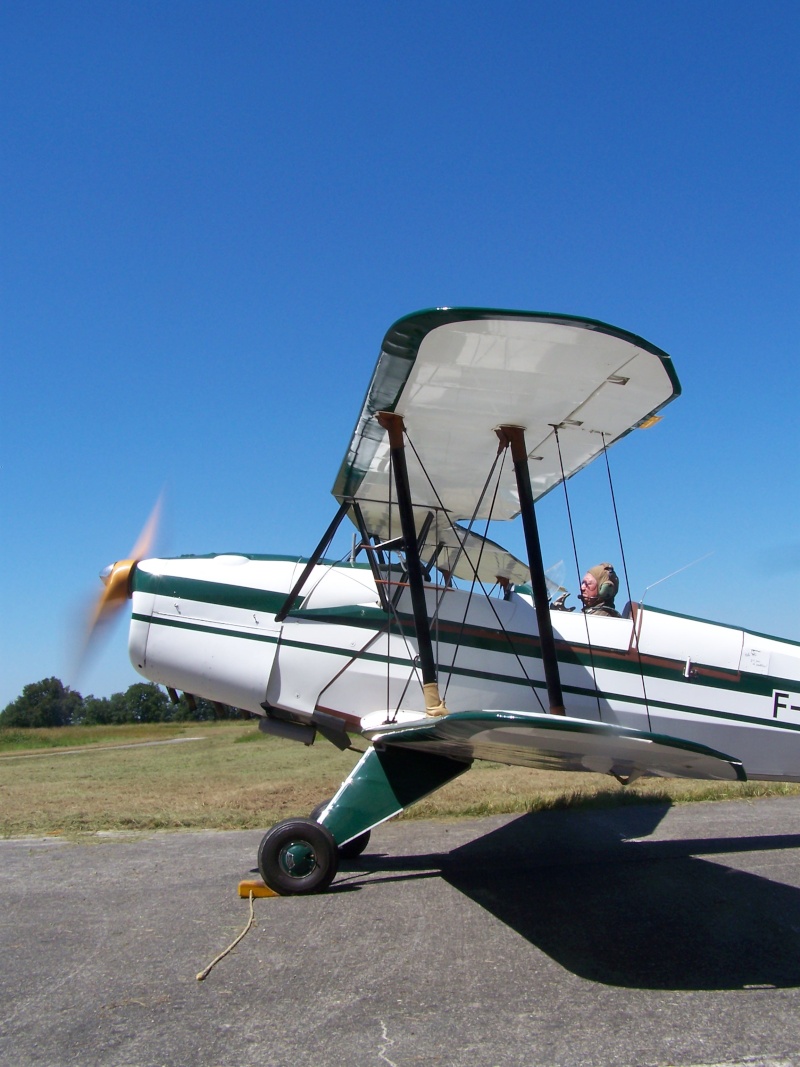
xmin=92 ymin=308 xmax=800 ymax=894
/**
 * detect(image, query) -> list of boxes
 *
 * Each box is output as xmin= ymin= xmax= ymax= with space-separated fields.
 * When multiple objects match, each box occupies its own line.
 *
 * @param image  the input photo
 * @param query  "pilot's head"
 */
xmin=580 ymin=563 xmax=619 ymax=608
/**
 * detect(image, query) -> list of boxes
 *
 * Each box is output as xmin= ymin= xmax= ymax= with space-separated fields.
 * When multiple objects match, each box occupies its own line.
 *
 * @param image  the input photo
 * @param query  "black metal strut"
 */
xmin=376 ymin=412 xmax=446 ymax=714
xmin=497 ymin=425 xmax=565 ymax=715
xmin=274 ymin=499 xmax=351 ymax=622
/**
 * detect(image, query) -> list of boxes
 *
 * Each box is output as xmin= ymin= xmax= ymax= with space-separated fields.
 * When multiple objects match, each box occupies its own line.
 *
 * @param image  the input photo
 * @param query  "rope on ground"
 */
xmin=196 ymin=889 xmax=255 ymax=981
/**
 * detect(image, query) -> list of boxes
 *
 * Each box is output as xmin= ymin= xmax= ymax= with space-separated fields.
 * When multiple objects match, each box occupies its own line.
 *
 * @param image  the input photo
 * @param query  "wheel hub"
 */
xmin=279 ymin=840 xmax=317 ymax=878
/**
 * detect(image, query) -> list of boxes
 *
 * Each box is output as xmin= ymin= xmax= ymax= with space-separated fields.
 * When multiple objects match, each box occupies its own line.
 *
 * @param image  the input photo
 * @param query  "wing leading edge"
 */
xmin=365 ymin=710 xmax=745 ymax=783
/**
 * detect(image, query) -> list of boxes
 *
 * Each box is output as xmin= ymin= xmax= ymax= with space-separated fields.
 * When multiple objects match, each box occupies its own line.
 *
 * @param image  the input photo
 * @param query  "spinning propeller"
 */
xmin=82 ymin=495 xmax=163 ymax=656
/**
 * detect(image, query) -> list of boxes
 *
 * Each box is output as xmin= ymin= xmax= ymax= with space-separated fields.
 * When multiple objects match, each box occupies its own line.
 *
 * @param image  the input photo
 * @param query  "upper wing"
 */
xmin=334 ymin=308 xmax=679 ymax=545
xmin=364 ymin=710 xmax=744 ymax=783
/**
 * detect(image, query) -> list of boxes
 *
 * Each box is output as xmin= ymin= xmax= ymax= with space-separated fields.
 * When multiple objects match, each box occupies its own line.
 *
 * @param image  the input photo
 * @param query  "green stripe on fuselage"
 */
xmin=133 ymin=570 xmax=300 ymax=615
xmin=132 ymin=610 xmax=800 ymax=736
xmin=131 ymin=568 xmax=800 ymax=718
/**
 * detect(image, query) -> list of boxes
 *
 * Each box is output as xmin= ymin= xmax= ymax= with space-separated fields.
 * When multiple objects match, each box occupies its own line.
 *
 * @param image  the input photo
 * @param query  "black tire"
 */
xmin=257 ymin=818 xmax=339 ymax=895
xmin=310 ymin=799 xmax=371 ymax=859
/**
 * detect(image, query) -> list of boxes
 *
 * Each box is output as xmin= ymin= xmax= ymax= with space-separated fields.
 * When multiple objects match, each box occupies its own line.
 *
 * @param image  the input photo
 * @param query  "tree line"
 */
xmin=0 ymin=677 xmax=248 ymax=729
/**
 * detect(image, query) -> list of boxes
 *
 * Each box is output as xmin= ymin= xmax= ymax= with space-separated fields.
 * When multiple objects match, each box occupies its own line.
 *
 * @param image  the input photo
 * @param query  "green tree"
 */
xmin=79 ymin=695 xmax=114 ymax=725
xmin=107 ymin=691 xmax=136 ymax=723
xmin=119 ymin=682 xmax=172 ymax=723
xmin=3 ymin=677 xmax=250 ymax=728
xmin=1 ymin=677 xmax=83 ymax=728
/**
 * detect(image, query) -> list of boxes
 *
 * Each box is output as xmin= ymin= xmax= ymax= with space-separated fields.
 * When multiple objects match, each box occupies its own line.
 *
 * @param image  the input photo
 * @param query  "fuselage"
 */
xmin=129 ymin=553 xmax=800 ymax=782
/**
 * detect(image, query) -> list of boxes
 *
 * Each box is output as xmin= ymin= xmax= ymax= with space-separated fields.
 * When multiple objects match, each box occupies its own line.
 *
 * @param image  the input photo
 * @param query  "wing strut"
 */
xmin=274 ymin=499 xmax=351 ymax=622
xmin=377 ymin=412 xmax=447 ymax=716
xmin=497 ymin=426 xmax=566 ymax=716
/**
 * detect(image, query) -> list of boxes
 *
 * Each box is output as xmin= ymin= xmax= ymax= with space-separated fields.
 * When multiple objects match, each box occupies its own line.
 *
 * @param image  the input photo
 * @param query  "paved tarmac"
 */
xmin=4 ymin=797 xmax=800 ymax=1067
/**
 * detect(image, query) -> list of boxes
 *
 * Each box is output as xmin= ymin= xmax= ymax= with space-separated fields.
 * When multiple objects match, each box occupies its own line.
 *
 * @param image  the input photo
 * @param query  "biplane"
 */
xmin=92 ymin=308 xmax=800 ymax=894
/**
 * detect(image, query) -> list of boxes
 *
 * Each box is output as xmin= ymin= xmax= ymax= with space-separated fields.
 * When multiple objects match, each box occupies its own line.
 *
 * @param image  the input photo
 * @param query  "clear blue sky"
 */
xmin=2 ymin=1 xmax=799 ymax=708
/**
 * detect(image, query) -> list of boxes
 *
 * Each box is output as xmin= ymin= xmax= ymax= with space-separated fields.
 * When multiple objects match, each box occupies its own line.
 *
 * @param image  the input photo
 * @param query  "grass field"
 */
xmin=2 ymin=721 xmax=800 ymax=838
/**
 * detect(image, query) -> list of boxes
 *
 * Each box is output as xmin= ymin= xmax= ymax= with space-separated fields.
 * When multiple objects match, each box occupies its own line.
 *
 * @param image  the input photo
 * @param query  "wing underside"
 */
xmin=366 ymin=710 xmax=745 ymax=783
xmin=334 ymin=309 xmax=680 ymax=552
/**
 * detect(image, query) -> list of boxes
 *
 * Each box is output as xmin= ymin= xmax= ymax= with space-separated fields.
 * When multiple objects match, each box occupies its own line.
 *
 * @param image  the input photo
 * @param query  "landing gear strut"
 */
xmin=310 ymin=799 xmax=371 ymax=859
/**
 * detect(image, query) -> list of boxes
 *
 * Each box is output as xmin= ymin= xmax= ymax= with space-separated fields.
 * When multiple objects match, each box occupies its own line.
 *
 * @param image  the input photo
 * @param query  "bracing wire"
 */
xmin=386 ymin=445 xmax=395 ymax=719
xmin=554 ymin=426 xmax=603 ymax=721
xmin=381 ymin=444 xmax=427 ymax=722
xmin=329 ymin=447 xmax=429 ymax=726
xmin=600 ymin=433 xmax=652 ymax=731
xmin=311 ymin=498 xmax=424 ymax=726
xmin=444 ymin=450 xmax=504 ymax=699
xmin=404 ymin=432 xmax=501 ymax=606
xmin=404 ymin=432 xmax=547 ymax=711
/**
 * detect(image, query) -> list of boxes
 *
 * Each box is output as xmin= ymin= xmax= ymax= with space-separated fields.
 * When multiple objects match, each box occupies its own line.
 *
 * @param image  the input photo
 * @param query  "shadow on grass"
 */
xmin=346 ymin=802 xmax=800 ymax=991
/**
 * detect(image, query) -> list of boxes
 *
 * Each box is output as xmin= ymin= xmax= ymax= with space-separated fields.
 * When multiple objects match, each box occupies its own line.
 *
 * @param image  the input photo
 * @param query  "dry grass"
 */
xmin=0 ymin=723 xmax=361 ymax=836
xmin=0 ymin=722 xmax=192 ymax=753
xmin=2 ymin=721 xmax=800 ymax=838
xmin=408 ymin=764 xmax=800 ymax=819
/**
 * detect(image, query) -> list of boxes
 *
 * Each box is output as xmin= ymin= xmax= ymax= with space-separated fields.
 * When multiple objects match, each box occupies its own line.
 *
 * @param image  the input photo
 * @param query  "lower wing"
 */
xmin=364 ymin=710 xmax=745 ymax=784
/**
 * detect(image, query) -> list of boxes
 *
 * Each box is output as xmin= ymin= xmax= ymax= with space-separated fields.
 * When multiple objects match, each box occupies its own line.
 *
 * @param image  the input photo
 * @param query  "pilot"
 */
xmin=580 ymin=563 xmax=621 ymax=617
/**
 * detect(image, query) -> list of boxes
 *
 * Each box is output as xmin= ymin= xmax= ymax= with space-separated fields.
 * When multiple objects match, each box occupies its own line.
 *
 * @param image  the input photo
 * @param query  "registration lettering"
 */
xmin=773 ymin=690 xmax=800 ymax=723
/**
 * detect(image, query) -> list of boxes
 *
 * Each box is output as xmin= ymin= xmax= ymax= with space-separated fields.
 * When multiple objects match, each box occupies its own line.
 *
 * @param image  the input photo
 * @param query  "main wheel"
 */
xmin=257 ymin=818 xmax=339 ymax=895
xmin=309 ymin=800 xmax=371 ymax=859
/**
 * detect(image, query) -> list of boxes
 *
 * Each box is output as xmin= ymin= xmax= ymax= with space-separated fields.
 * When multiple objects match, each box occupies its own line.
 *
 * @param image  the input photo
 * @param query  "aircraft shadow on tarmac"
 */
xmin=346 ymin=804 xmax=800 ymax=991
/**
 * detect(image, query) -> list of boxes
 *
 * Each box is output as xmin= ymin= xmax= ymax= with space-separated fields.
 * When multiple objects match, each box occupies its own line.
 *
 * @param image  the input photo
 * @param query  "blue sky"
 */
xmin=2 ymin=1 xmax=799 ymax=707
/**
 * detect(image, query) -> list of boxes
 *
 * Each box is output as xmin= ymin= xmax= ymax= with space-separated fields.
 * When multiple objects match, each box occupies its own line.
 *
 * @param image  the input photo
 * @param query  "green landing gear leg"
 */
xmin=257 ymin=745 xmax=470 ymax=895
